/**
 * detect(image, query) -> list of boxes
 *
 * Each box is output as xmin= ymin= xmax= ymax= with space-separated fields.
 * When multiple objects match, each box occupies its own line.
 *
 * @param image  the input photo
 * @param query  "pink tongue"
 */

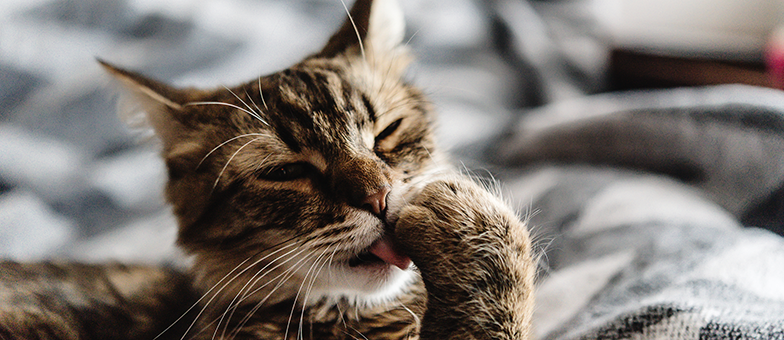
xmin=368 ymin=235 xmax=412 ymax=270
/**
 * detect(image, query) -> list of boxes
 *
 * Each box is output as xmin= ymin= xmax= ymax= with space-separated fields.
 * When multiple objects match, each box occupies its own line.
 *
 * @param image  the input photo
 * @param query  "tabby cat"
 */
xmin=0 ymin=0 xmax=535 ymax=339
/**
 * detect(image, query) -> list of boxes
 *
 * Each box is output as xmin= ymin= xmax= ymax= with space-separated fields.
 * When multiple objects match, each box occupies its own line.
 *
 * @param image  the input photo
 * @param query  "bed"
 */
xmin=1 ymin=0 xmax=783 ymax=338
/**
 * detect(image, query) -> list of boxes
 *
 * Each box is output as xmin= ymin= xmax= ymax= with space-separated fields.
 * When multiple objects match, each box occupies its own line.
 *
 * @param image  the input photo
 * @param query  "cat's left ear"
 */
xmin=317 ymin=0 xmax=407 ymax=62
xmin=98 ymin=59 xmax=201 ymax=148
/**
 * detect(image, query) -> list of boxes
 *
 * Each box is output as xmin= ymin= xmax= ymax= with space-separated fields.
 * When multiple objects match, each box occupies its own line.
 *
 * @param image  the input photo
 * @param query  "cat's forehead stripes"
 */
xmin=261 ymin=65 xmax=378 ymax=155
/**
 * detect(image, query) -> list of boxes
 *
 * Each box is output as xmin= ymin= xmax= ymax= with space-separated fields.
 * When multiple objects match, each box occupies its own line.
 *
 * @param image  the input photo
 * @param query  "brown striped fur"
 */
xmin=0 ymin=262 xmax=195 ymax=340
xmin=0 ymin=0 xmax=535 ymax=339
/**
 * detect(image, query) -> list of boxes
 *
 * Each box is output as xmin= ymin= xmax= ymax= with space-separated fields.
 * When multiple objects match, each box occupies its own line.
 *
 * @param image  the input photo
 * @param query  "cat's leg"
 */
xmin=394 ymin=176 xmax=535 ymax=340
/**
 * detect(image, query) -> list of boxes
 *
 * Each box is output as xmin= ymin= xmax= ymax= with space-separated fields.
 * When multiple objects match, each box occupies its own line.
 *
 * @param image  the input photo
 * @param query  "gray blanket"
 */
xmin=1 ymin=0 xmax=783 ymax=338
xmin=495 ymin=85 xmax=784 ymax=339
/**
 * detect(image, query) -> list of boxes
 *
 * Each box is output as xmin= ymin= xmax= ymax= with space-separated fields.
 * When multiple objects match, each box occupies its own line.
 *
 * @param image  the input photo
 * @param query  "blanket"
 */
xmin=493 ymin=85 xmax=784 ymax=339
xmin=1 ymin=0 xmax=782 ymax=339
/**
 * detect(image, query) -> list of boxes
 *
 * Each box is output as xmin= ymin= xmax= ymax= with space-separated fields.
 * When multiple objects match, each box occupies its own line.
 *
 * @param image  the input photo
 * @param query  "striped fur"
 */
xmin=0 ymin=0 xmax=535 ymax=339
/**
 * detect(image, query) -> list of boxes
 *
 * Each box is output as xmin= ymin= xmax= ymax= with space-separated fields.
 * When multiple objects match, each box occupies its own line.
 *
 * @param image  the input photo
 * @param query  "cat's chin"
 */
xmin=309 ymin=259 xmax=416 ymax=308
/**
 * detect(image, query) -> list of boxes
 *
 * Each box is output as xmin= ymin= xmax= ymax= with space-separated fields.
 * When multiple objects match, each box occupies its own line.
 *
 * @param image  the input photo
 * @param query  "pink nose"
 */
xmin=362 ymin=185 xmax=391 ymax=215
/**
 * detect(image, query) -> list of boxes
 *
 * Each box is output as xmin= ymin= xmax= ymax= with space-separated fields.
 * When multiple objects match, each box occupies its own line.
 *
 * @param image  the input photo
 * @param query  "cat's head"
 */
xmin=102 ymin=0 xmax=447 ymax=307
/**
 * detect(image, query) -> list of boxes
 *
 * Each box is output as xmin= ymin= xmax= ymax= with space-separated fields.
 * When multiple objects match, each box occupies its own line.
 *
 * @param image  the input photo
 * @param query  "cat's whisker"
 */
xmin=258 ymin=77 xmax=269 ymax=110
xmin=185 ymin=101 xmax=268 ymax=126
xmin=225 ymin=262 xmax=310 ymax=340
xmin=400 ymin=303 xmax=421 ymax=335
xmin=227 ymin=237 xmax=325 ymax=329
xmin=355 ymin=327 xmax=370 ymax=340
xmin=184 ymin=239 xmax=302 ymax=340
xmin=229 ymin=244 xmax=311 ymax=310
xmin=237 ymin=238 xmax=333 ymax=339
xmin=172 ymin=243 xmax=303 ymax=340
xmin=190 ymin=268 xmax=278 ymax=340
xmin=197 ymin=133 xmax=268 ymax=170
xmin=211 ymin=137 xmax=264 ymax=192
xmin=326 ymin=247 xmax=338 ymax=285
xmin=335 ymin=298 xmax=351 ymax=335
xmin=405 ymin=28 xmax=422 ymax=48
xmin=253 ymin=154 xmax=272 ymax=174
xmin=295 ymin=256 xmax=328 ymax=340
xmin=343 ymin=324 xmax=370 ymax=340
xmin=224 ymin=85 xmax=267 ymax=124
xmin=339 ymin=0 xmax=366 ymax=62
xmin=299 ymin=247 xmax=338 ymax=339
xmin=217 ymin=243 xmax=311 ymax=338
xmin=178 ymin=261 xmax=257 ymax=340
xmin=229 ymin=250 xmax=319 ymax=339
xmin=154 ymin=255 xmax=256 ymax=340
xmin=243 ymin=87 xmax=264 ymax=119
xmin=184 ymin=313 xmax=225 ymax=340
xmin=285 ymin=247 xmax=331 ymax=340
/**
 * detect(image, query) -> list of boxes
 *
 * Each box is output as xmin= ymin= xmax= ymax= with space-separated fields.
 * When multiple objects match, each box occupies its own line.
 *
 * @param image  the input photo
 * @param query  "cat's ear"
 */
xmin=99 ymin=59 xmax=195 ymax=147
xmin=317 ymin=0 xmax=406 ymax=60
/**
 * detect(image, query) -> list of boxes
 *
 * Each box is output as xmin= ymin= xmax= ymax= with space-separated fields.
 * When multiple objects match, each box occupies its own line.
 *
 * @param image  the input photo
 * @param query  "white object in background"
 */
xmin=594 ymin=0 xmax=784 ymax=60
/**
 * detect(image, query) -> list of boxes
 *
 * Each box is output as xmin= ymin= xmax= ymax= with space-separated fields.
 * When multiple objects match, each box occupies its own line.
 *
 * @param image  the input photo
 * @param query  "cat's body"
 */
xmin=0 ymin=262 xmax=194 ymax=340
xmin=0 ymin=0 xmax=535 ymax=339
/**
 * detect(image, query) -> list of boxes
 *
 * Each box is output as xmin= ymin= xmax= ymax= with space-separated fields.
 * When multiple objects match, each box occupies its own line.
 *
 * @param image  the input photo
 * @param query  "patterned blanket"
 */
xmin=493 ymin=85 xmax=784 ymax=339
xmin=1 ymin=0 xmax=782 ymax=338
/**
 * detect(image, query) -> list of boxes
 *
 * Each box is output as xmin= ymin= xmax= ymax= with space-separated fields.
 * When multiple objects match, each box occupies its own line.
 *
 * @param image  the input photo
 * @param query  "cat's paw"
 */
xmin=393 ymin=176 xmax=529 ymax=299
xmin=392 ymin=176 xmax=535 ymax=339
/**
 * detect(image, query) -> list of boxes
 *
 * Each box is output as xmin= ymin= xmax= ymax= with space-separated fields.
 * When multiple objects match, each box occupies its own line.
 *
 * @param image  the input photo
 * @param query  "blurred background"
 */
xmin=0 ymin=0 xmax=782 ymax=263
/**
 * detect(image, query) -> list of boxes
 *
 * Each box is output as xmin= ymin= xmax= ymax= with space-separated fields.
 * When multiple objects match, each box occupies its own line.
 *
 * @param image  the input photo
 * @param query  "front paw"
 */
xmin=393 ymin=177 xmax=530 ymax=296
xmin=392 ymin=176 xmax=535 ymax=339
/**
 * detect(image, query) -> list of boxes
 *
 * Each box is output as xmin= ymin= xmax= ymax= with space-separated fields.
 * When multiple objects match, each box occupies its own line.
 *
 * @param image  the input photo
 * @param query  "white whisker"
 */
xmin=229 ymin=250 xmax=319 ymax=339
xmin=243 ymin=87 xmax=264 ymax=118
xmin=422 ymin=145 xmax=435 ymax=164
xmin=211 ymin=137 xmax=264 ymax=192
xmin=258 ymin=77 xmax=269 ymax=110
xmin=185 ymin=101 xmax=268 ymax=126
xmin=180 ymin=241 xmax=300 ymax=340
xmin=253 ymin=154 xmax=273 ymax=174
xmin=405 ymin=28 xmax=422 ymax=47
xmin=224 ymin=86 xmax=268 ymax=126
xmin=230 ymin=245 xmax=310 ymax=309
xmin=335 ymin=299 xmax=350 ymax=334
xmin=218 ymin=244 xmax=310 ymax=338
xmin=339 ymin=0 xmax=366 ymax=61
xmin=286 ymin=247 xmax=331 ymax=340
xmin=224 ymin=86 xmax=256 ymax=115
xmin=401 ymin=304 xmax=421 ymax=334
xmin=298 ymin=247 xmax=338 ymax=339
xmin=197 ymin=133 xmax=268 ymax=170
xmin=154 ymin=256 xmax=255 ymax=340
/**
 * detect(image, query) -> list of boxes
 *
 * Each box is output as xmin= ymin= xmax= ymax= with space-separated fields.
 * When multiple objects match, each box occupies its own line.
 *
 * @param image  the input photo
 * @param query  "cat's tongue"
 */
xmin=368 ymin=235 xmax=411 ymax=270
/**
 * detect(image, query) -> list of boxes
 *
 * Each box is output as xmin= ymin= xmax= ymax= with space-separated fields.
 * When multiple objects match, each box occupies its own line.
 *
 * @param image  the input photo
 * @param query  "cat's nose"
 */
xmin=361 ymin=185 xmax=391 ymax=215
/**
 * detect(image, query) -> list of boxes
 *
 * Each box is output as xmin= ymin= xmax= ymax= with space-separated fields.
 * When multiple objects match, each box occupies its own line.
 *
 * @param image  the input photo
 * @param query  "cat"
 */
xmin=0 ymin=0 xmax=535 ymax=339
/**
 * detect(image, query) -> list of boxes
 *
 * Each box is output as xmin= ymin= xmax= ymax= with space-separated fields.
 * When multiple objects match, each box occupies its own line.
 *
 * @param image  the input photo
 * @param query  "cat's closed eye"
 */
xmin=375 ymin=118 xmax=403 ymax=143
xmin=258 ymin=162 xmax=313 ymax=181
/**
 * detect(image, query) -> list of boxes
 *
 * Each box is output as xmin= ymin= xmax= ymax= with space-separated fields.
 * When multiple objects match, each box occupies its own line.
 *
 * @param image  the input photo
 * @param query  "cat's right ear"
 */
xmin=99 ymin=59 xmax=194 ymax=147
xmin=317 ymin=0 xmax=406 ymax=61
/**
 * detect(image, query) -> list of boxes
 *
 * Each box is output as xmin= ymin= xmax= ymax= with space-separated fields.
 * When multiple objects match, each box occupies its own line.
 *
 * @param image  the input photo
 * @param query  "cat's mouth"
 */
xmin=348 ymin=235 xmax=411 ymax=270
